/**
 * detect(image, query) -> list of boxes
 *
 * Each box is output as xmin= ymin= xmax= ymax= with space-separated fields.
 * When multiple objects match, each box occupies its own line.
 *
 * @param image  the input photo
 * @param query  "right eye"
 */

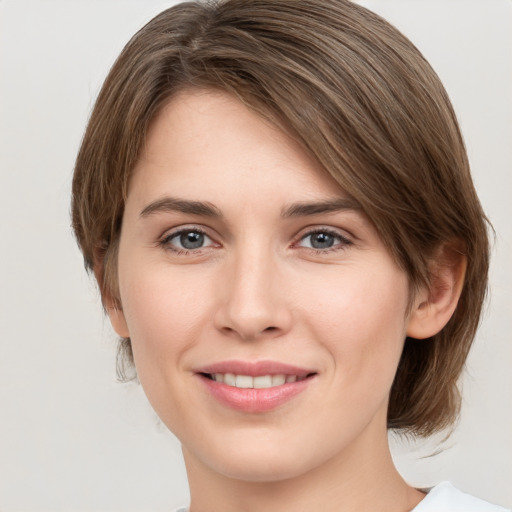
xmin=161 ymin=228 xmax=215 ymax=253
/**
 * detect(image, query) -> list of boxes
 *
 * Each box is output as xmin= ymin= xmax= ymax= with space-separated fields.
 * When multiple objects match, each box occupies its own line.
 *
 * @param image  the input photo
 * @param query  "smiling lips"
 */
xmin=209 ymin=373 xmax=305 ymax=388
xmin=196 ymin=361 xmax=316 ymax=412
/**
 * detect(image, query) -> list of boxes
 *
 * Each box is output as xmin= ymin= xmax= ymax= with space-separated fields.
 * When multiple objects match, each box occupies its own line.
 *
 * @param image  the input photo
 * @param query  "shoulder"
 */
xmin=413 ymin=482 xmax=510 ymax=512
xmin=171 ymin=483 xmax=509 ymax=512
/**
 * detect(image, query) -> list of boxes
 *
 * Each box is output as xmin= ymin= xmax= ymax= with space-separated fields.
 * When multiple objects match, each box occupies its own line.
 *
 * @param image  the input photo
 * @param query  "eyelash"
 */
xmin=159 ymin=226 xmax=352 ymax=255
xmin=294 ymin=228 xmax=352 ymax=254
xmin=159 ymin=227 xmax=215 ymax=255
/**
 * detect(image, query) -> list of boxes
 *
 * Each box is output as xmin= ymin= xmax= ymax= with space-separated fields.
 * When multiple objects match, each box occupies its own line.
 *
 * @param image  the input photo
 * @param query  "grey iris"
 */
xmin=180 ymin=232 xmax=204 ymax=249
xmin=310 ymin=232 xmax=335 ymax=249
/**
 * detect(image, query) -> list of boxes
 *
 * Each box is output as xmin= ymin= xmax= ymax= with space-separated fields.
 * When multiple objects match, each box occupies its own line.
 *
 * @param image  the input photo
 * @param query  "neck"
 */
xmin=183 ymin=418 xmax=425 ymax=512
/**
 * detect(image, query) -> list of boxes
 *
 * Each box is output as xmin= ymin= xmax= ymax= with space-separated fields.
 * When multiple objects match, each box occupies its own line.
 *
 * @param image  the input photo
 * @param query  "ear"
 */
xmin=106 ymin=305 xmax=130 ymax=339
xmin=93 ymin=256 xmax=130 ymax=339
xmin=406 ymin=243 xmax=467 ymax=339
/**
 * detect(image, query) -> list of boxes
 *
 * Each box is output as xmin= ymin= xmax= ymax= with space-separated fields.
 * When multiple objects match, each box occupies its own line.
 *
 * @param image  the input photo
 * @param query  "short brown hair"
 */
xmin=72 ymin=0 xmax=490 ymax=436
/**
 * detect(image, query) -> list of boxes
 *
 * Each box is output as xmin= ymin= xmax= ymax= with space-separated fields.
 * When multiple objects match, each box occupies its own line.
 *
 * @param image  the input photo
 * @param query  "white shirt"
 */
xmin=412 ymin=481 xmax=509 ymax=511
xmin=173 ymin=481 xmax=510 ymax=511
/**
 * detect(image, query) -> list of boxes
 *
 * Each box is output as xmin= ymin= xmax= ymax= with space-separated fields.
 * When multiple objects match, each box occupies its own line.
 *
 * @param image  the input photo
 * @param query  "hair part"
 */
xmin=72 ymin=0 xmax=490 ymax=436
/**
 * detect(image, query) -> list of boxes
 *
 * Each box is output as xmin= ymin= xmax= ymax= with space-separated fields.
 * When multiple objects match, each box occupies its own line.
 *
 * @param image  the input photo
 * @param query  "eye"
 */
xmin=162 ymin=228 xmax=215 ymax=252
xmin=297 ymin=229 xmax=351 ymax=251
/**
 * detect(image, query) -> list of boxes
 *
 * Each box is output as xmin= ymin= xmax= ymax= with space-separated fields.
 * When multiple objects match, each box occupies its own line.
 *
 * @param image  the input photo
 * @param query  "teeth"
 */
xmin=235 ymin=375 xmax=253 ymax=388
xmin=210 ymin=373 xmax=303 ymax=389
xmin=271 ymin=374 xmax=286 ymax=386
xmin=254 ymin=375 xmax=273 ymax=388
xmin=223 ymin=373 xmax=236 ymax=386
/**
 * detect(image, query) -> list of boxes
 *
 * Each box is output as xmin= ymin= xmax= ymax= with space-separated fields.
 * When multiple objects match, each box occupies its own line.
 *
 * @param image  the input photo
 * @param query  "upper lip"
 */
xmin=195 ymin=360 xmax=316 ymax=378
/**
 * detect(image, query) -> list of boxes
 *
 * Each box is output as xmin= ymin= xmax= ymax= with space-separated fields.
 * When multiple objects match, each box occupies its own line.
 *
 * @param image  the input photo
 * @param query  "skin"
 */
xmin=107 ymin=89 xmax=463 ymax=512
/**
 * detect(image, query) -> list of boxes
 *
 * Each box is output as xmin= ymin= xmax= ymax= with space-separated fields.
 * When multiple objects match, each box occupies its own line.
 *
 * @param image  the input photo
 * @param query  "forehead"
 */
xmin=129 ymin=88 xmax=350 ymax=207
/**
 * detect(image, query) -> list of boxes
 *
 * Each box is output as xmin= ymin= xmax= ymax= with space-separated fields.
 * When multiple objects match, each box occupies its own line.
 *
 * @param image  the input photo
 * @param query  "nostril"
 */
xmin=263 ymin=326 xmax=277 ymax=332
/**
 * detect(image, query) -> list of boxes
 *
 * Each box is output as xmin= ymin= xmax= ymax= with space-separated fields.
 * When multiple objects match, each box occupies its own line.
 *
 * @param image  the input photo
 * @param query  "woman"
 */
xmin=71 ymin=0 xmax=508 ymax=510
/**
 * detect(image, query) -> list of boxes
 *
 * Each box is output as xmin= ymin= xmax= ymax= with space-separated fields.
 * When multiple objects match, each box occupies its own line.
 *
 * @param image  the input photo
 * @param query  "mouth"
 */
xmin=200 ymin=372 xmax=313 ymax=389
xmin=195 ymin=361 xmax=317 ymax=412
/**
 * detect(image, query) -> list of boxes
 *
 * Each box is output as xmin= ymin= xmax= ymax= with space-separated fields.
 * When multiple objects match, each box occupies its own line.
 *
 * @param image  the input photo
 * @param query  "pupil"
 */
xmin=311 ymin=232 xmax=334 ymax=249
xmin=180 ymin=232 xmax=204 ymax=249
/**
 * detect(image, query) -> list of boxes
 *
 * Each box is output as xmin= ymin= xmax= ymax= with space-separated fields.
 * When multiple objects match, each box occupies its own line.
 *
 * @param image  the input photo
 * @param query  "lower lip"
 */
xmin=198 ymin=375 xmax=314 ymax=413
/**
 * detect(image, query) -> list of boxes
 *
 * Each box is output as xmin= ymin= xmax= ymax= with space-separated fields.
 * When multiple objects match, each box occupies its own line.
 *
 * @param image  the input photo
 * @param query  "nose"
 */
xmin=214 ymin=245 xmax=293 ymax=341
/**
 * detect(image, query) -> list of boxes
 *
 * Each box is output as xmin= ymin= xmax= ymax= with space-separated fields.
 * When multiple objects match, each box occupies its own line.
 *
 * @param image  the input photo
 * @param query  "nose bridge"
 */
xmin=215 ymin=238 xmax=290 ymax=340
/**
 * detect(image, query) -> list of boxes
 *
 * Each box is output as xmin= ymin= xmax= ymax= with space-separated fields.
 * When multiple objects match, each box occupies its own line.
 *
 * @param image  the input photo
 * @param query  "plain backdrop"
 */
xmin=0 ymin=1 xmax=511 ymax=510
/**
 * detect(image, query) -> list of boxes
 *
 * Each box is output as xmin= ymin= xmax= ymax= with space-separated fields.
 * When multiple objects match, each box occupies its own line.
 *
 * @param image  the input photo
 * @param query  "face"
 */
xmin=111 ymin=89 xmax=417 ymax=483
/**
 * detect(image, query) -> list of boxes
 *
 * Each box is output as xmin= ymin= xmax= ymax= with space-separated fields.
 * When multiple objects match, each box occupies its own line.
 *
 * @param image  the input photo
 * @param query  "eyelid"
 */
xmin=293 ymin=226 xmax=353 ymax=250
xmin=159 ymin=224 xmax=219 ymax=253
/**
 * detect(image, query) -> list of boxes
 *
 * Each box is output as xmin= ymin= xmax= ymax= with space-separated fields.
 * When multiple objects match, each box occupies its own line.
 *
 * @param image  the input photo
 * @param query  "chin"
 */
xmin=212 ymin=453 xmax=314 ymax=483
xmin=184 ymin=430 xmax=327 ymax=484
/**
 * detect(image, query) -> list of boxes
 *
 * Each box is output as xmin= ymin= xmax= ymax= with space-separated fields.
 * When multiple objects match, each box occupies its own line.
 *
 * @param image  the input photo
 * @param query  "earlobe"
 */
xmin=93 ymin=254 xmax=130 ymax=338
xmin=406 ymin=244 xmax=467 ymax=340
xmin=107 ymin=305 xmax=130 ymax=338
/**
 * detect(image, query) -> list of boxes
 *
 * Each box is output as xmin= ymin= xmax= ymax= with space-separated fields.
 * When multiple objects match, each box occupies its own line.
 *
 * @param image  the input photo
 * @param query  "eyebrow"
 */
xmin=139 ymin=197 xmax=223 ymax=219
xmin=281 ymin=197 xmax=361 ymax=218
xmin=139 ymin=196 xmax=361 ymax=220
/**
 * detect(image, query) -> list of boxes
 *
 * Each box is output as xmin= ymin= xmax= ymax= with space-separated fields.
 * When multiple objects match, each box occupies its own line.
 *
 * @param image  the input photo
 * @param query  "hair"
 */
xmin=72 ymin=0 xmax=490 ymax=436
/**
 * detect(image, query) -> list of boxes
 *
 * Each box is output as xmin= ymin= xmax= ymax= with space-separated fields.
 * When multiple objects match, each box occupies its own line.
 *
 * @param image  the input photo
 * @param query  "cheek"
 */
xmin=118 ymin=264 xmax=210 ymax=369
xmin=117 ymin=263 xmax=216 ymax=426
xmin=296 ymin=265 xmax=409 ymax=381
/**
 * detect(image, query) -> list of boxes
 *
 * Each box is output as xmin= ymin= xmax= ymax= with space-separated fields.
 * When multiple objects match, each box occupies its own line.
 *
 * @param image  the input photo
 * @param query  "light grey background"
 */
xmin=0 ymin=1 xmax=510 ymax=510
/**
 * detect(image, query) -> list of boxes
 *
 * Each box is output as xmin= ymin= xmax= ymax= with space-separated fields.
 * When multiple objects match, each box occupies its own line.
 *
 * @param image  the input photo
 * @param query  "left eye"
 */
xmin=298 ymin=230 xmax=348 ymax=250
xmin=165 ymin=230 xmax=214 ymax=251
